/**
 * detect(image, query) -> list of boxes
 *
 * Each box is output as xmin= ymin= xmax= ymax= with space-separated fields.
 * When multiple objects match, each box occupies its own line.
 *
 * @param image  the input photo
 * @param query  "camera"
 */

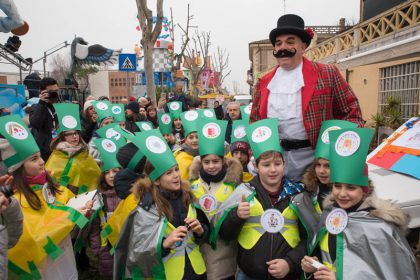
xmin=47 ymin=90 xmax=59 ymax=99
xmin=0 ymin=185 xmax=14 ymax=199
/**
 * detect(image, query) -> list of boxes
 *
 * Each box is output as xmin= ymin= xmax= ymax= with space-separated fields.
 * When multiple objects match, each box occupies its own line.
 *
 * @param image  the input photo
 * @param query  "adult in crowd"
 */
xmin=29 ymin=77 xmax=60 ymax=161
xmin=214 ymin=100 xmax=224 ymax=120
xmin=125 ymin=101 xmax=143 ymax=133
xmin=146 ymin=106 xmax=158 ymax=128
xmin=224 ymin=101 xmax=242 ymax=144
xmin=23 ymin=71 xmax=41 ymax=98
xmin=80 ymin=100 xmax=97 ymax=143
xmin=250 ymin=14 xmax=363 ymax=181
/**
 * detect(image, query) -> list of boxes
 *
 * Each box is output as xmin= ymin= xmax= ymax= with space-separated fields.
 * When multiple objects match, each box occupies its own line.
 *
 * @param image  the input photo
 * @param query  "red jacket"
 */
xmin=250 ymin=57 xmax=364 ymax=148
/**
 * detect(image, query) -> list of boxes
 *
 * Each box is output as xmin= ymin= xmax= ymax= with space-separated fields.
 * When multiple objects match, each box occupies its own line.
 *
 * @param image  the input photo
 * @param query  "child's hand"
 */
xmin=267 ymin=258 xmax=290 ymax=279
xmin=314 ymin=266 xmax=336 ymax=280
xmin=301 ymin=256 xmax=319 ymax=273
xmin=184 ymin=217 xmax=204 ymax=236
xmin=162 ymin=225 xmax=188 ymax=249
xmin=237 ymin=195 xmax=250 ymax=219
xmin=85 ymin=199 xmax=94 ymax=210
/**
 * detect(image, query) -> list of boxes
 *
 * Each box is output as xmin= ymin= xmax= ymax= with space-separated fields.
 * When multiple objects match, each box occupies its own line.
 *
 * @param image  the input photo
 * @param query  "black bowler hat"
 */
xmin=269 ymin=14 xmax=312 ymax=46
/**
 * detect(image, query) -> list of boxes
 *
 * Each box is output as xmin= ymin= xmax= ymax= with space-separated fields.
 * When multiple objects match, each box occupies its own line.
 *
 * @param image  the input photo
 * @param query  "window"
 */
xmin=379 ymin=61 xmax=420 ymax=120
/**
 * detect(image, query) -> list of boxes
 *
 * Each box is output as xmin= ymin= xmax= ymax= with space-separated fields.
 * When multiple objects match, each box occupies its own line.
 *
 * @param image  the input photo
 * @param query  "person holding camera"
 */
xmin=29 ymin=77 xmax=60 ymax=161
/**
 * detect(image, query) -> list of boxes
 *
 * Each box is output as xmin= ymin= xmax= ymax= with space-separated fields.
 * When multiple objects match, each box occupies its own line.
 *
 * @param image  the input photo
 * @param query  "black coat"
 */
xmin=80 ymin=115 xmax=97 ymax=143
xmin=214 ymin=105 xmax=224 ymax=120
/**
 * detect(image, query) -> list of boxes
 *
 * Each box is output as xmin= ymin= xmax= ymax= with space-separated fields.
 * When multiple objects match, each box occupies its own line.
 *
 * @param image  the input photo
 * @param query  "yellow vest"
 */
xmin=319 ymin=229 xmax=336 ymax=272
xmin=238 ymin=195 xmax=301 ymax=250
xmin=162 ymin=205 xmax=206 ymax=280
xmin=243 ymin=172 xmax=254 ymax=183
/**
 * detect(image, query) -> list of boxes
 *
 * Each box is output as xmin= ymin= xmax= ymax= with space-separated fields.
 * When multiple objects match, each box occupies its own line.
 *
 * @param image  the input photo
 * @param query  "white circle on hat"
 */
xmin=161 ymin=114 xmax=171 ymax=125
xmin=335 ymin=131 xmax=361 ymax=157
xmin=202 ymin=123 xmax=221 ymax=139
xmin=184 ymin=110 xmax=198 ymax=121
xmin=141 ymin=123 xmax=152 ymax=131
xmin=260 ymin=209 xmax=284 ymax=233
xmin=325 ymin=208 xmax=348 ymax=235
xmin=321 ymin=126 xmax=341 ymax=144
xmin=251 ymin=126 xmax=272 ymax=143
xmin=244 ymin=105 xmax=251 ymax=115
xmin=106 ymin=128 xmax=121 ymax=140
xmin=112 ymin=105 xmax=122 ymax=114
xmin=5 ymin=121 xmax=28 ymax=140
xmin=170 ymin=102 xmax=180 ymax=111
xmin=102 ymin=139 xmax=117 ymax=153
xmin=199 ymin=194 xmax=218 ymax=213
xmin=146 ymin=136 xmax=167 ymax=154
xmin=234 ymin=125 xmax=247 ymax=139
xmin=62 ymin=116 xmax=77 ymax=129
xmin=203 ymin=110 xmax=214 ymax=118
xmin=96 ymin=102 xmax=108 ymax=111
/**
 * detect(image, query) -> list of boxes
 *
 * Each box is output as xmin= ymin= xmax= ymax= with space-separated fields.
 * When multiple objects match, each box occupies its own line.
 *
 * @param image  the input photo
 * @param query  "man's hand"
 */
xmin=267 ymin=259 xmax=290 ymax=279
xmin=39 ymin=90 xmax=50 ymax=103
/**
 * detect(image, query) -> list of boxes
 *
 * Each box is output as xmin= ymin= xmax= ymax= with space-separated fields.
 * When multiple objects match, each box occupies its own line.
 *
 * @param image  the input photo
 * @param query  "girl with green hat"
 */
xmin=0 ymin=115 xmax=92 ymax=279
xmin=158 ymin=112 xmax=181 ymax=152
xmin=114 ymin=130 xmax=209 ymax=280
xmin=217 ymin=118 xmax=307 ymax=280
xmin=301 ymin=128 xmax=418 ymax=280
xmin=168 ymin=101 xmax=185 ymax=145
xmin=174 ymin=110 xmax=200 ymax=180
xmin=188 ymin=119 xmax=243 ymax=280
xmin=46 ymin=103 xmax=101 ymax=195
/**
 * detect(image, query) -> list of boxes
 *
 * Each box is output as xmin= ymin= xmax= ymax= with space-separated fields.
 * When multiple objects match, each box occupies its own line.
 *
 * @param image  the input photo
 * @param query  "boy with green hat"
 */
xmin=168 ymin=101 xmax=184 ymax=145
xmin=110 ymin=103 xmax=126 ymax=127
xmin=230 ymin=119 xmax=253 ymax=183
xmin=217 ymin=118 xmax=308 ymax=280
xmin=92 ymin=101 xmax=114 ymax=128
xmin=114 ymin=129 xmax=210 ymax=280
xmin=302 ymin=127 xmax=418 ymax=280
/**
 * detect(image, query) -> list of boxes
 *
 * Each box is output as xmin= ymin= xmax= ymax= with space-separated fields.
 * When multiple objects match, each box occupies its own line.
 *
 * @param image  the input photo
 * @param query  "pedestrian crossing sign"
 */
xmin=118 ymin=53 xmax=137 ymax=72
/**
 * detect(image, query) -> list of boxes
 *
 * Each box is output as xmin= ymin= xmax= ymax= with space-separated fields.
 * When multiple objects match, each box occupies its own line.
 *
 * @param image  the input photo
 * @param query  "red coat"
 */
xmin=250 ymin=57 xmax=364 ymax=148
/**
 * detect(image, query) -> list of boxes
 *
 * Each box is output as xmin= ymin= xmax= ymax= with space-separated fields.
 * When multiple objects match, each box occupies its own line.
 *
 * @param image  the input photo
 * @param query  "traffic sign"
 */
xmin=118 ymin=53 xmax=137 ymax=72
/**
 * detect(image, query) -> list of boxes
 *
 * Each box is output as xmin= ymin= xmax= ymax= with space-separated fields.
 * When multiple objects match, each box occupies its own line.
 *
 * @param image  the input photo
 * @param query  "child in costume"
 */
xmin=168 ymin=101 xmax=185 ymax=145
xmin=46 ymin=103 xmax=101 ymax=194
xmin=301 ymin=128 xmax=419 ymax=280
xmin=174 ymin=110 xmax=199 ymax=180
xmin=158 ymin=111 xmax=182 ymax=152
xmin=114 ymin=130 xmax=209 ymax=280
xmin=230 ymin=120 xmax=254 ymax=183
xmin=0 ymin=115 xmax=91 ymax=279
xmin=217 ymin=118 xmax=308 ymax=280
xmin=188 ymin=119 xmax=242 ymax=280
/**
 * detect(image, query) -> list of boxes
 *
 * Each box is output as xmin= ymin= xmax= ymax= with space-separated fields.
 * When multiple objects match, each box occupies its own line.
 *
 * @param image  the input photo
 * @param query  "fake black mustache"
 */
xmin=273 ymin=48 xmax=297 ymax=58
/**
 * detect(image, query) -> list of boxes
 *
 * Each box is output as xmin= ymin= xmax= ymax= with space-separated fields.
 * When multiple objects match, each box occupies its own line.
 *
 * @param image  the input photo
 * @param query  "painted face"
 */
xmin=274 ymin=34 xmax=307 ymax=70
xmin=315 ymin=158 xmax=330 ymax=184
xmin=202 ymin=154 xmax=223 ymax=176
xmin=332 ymin=183 xmax=365 ymax=209
xmin=227 ymin=105 xmax=240 ymax=120
xmin=104 ymin=167 xmax=120 ymax=187
xmin=233 ymin=150 xmax=249 ymax=168
xmin=63 ymin=130 xmax=80 ymax=146
xmin=255 ymin=156 xmax=284 ymax=190
xmin=156 ymin=165 xmax=181 ymax=191
xmin=23 ymin=152 xmax=45 ymax=177
xmin=173 ymin=118 xmax=182 ymax=129
xmin=185 ymin=132 xmax=198 ymax=150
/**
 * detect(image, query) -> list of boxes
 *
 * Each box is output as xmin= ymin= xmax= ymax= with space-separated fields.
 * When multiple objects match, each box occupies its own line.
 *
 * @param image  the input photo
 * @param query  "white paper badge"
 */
xmin=42 ymin=183 xmax=55 ymax=204
xmin=244 ymin=105 xmax=251 ymax=115
xmin=260 ymin=209 xmax=284 ymax=233
xmin=170 ymin=102 xmax=180 ymax=111
xmin=62 ymin=115 xmax=77 ymax=129
xmin=5 ymin=121 xmax=28 ymax=140
xmin=203 ymin=110 xmax=214 ymax=118
xmin=96 ymin=102 xmax=108 ymax=111
xmin=325 ymin=208 xmax=348 ymax=235
xmin=106 ymin=128 xmax=121 ymax=141
xmin=146 ymin=136 xmax=167 ymax=154
xmin=161 ymin=114 xmax=171 ymax=125
xmin=112 ymin=105 xmax=122 ymax=115
xmin=199 ymin=194 xmax=218 ymax=213
xmin=321 ymin=126 xmax=341 ymax=144
xmin=184 ymin=110 xmax=198 ymax=121
xmin=234 ymin=125 xmax=247 ymax=139
xmin=335 ymin=131 xmax=361 ymax=157
xmin=202 ymin=123 xmax=221 ymax=139
xmin=251 ymin=126 xmax=272 ymax=143
xmin=102 ymin=139 xmax=117 ymax=153
xmin=141 ymin=123 xmax=152 ymax=131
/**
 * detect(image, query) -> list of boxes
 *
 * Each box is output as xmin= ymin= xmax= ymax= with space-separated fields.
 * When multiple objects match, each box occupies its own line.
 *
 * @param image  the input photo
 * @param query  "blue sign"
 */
xmin=118 ymin=54 xmax=137 ymax=72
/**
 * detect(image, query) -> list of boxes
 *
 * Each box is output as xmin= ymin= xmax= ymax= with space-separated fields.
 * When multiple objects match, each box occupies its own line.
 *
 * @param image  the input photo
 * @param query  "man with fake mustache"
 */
xmin=250 ymin=14 xmax=364 ymax=181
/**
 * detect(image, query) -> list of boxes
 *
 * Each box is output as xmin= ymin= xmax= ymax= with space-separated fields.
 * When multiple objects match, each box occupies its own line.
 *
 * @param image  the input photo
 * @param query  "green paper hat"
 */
xmin=168 ymin=101 xmax=183 ymax=119
xmin=329 ymin=128 xmax=374 ymax=187
xmin=112 ymin=124 xmax=135 ymax=141
xmin=197 ymin=120 xmax=228 ymax=156
xmin=180 ymin=110 xmax=199 ymax=136
xmin=136 ymin=121 xmax=154 ymax=132
xmin=131 ymin=129 xmax=177 ymax=182
xmin=246 ymin=118 xmax=283 ymax=160
xmin=53 ymin=103 xmax=81 ymax=134
xmin=198 ymin=109 xmax=216 ymax=121
xmin=92 ymin=101 xmax=114 ymax=125
xmin=96 ymin=123 xmax=127 ymax=147
xmin=315 ymin=120 xmax=358 ymax=160
xmin=240 ymin=104 xmax=252 ymax=123
xmin=110 ymin=104 xmax=126 ymax=122
xmin=93 ymin=138 xmax=122 ymax=172
xmin=231 ymin=120 xmax=249 ymax=144
xmin=0 ymin=114 xmax=39 ymax=169
xmin=158 ymin=112 xmax=173 ymax=135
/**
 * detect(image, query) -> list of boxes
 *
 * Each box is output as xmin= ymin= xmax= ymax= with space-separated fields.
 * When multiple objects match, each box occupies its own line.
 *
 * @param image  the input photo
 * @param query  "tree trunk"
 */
xmin=143 ymin=41 xmax=156 ymax=105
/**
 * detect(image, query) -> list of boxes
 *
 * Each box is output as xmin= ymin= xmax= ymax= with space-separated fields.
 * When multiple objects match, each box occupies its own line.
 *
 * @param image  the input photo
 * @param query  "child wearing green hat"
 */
xmin=188 ymin=119 xmax=243 ymax=280
xmin=301 ymin=128 xmax=419 ymax=280
xmin=174 ymin=110 xmax=200 ymax=180
xmin=168 ymin=101 xmax=185 ymax=145
xmin=217 ymin=118 xmax=307 ymax=280
xmin=158 ymin=112 xmax=181 ymax=152
xmin=114 ymin=130 xmax=209 ymax=280
xmin=0 ymin=115 xmax=92 ymax=279
xmin=46 ymin=103 xmax=101 ymax=195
